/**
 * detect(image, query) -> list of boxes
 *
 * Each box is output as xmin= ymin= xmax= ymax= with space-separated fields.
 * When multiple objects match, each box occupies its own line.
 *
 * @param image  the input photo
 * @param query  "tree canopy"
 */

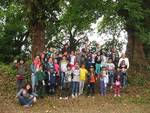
xmin=0 ymin=0 xmax=150 ymax=62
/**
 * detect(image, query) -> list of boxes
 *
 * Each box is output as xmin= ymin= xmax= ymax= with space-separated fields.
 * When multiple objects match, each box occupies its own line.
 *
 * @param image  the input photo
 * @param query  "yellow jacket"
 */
xmin=80 ymin=68 xmax=88 ymax=81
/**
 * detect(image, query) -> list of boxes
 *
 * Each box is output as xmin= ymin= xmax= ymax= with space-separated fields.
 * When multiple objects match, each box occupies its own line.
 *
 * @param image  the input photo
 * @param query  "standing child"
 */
xmin=69 ymin=51 xmax=76 ymax=69
xmin=60 ymin=65 xmax=72 ymax=99
xmin=95 ymin=52 xmax=102 ymax=75
xmin=16 ymin=59 xmax=26 ymax=92
xmin=72 ymin=63 xmax=80 ymax=98
xmin=33 ymin=56 xmax=41 ymax=71
xmin=47 ymin=57 xmax=54 ymax=70
xmin=114 ymin=75 xmax=121 ymax=97
xmin=60 ymin=56 xmax=68 ymax=89
xmin=54 ymin=59 xmax=60 ymax=87
xmin=107 ymin=58 xmax=115 ymax=89
xmin=118 ymin=60 xmax=128 ymax=88
xmin=79 ymin=64 xmax=88 ymax=95
xmin=30 ymin=62 xmax=36 ymax=92
xmin=99 ymin=67 xmax=109 ymax=96
xmin=46 ymin=68 xmax=56 ymax=95
xmin=87 ymin=66 xmax=96 ymax=97
xmin=35 ymin=65 xmax=46 ymax=98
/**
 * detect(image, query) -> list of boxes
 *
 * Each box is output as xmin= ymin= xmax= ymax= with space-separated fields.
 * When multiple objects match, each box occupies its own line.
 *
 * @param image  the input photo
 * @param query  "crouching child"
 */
xmin=16 ymin=82 xmax=36 ymax=107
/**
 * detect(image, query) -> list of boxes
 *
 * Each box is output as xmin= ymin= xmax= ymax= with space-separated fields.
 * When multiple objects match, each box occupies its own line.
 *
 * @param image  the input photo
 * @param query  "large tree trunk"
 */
xmin=127 ymin=32 xmax=145 ymax=61
xmin=69 ymin=36 xmax=77 ymax=52
xmin=31 ymin=22 xmax=45 ymax=59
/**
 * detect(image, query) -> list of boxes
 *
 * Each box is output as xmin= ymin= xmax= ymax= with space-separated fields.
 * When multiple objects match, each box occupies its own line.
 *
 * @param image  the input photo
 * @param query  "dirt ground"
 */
xmin=0 ymin=72 xmax=150 ymax=113
xmin=1 ymin=95 xmax=150 ymax=113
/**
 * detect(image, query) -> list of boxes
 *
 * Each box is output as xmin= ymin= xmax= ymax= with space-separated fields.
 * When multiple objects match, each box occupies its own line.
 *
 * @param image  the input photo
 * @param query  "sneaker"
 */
xmin=118 ymin=94 xmax=121 ymax=97
xmin=72 ymin=94 xmax=75 ymax=98
xmin=59 ymin=97 xmax=63 ymax=100
xmin=114 ymin=94 xmax=117 ymax=97
xmin=92 ymin=96 xmax=95 ymax=99
xmin=75 ymin=93 xmax=78 ymax=97
xmin=110 ymin=86 xmax=113 ymax=89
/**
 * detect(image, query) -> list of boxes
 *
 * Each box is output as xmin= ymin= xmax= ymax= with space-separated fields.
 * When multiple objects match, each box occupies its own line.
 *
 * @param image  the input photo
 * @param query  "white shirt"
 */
xmin=70 ymin=55 xmax=76 ymax=65
xmin=60 ymin=61 xmax=68 ymax=72
xmin=72 ymin=69 xmax=80 ymax=82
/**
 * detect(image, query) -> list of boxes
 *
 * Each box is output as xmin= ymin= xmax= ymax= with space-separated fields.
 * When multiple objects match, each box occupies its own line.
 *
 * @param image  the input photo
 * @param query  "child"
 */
xmin=47 ymin=57 xmax=54 ymax=70
xmin=60 ymin=55 xmax=68 ymax=89
xmin=99 ymin=67 xmax=109 ymax=96
xmin=114 ymin=75 xmax=121 ymax=97
xmin=69 ymin=51 xmax=76 ymax=69
xmin=60 ymin=65 xmax=72 ymax=99
xmin=16 ymin=59 xmax=26 ymax=92
xmin=54 ymin=59 xmax=60 ymax=86
xmin=35 ymin=65 xmax=46 ymax=98
xmin=91 ymin=53 xmax=96 ymax=69
xmin=47 ymin=47 xmax=54 ymax=58
xmin=30 ymin=61 xmax=36 ymax=92
xmin=87 ymin=66 xmax=96 ymax=97
xmin=16 ymin=82 xmax=36 ymax=107
xmin=95 ymin=52 xmax=102 ymax=75
xmin=46 ymin=68 xmax=56 ymax=95
xmin=79 ymin=64 xmax=88 ymax=95
xmin=119 ymin=60 xmax=128 ymax=88
xmin=107 ymin=58 xmax=115 ymax=89
xmin=72 ymin=63 xmax=80 ymax=98
xmin=33 ymin=56 xmax=41 ymax=71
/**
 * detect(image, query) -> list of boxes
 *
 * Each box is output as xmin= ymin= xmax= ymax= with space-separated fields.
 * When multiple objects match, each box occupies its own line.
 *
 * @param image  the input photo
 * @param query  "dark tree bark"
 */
xmin=127 ymin=32 xmax=145 ymax=61
xmin=31 ymin=22 xmax=45 ymax=59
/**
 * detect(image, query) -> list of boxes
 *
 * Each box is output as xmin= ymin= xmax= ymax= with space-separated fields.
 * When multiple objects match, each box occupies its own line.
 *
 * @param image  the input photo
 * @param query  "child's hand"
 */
xmin=42 ymin=80 xmax=45 ymax=86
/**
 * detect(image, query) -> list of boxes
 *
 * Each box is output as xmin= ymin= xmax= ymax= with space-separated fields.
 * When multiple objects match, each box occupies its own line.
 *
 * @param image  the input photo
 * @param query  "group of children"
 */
xmin=15 ymin=46 xmax=129 ymax=107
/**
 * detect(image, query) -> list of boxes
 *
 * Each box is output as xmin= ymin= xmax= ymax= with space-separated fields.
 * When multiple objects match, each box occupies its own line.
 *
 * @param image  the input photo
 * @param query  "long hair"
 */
xmin=23 ymin=82 xmax=32 ymax=94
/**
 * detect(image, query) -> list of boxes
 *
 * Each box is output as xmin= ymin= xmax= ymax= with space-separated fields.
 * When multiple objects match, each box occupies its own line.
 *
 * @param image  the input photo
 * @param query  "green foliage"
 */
xmin=0 ymin=62 xmax=16 ymax=76
xmin=117 ymin=0 xmax=150 ymax=44
xmin=97 ymin=0 xmax=150 ymax=47
xmin=0 ymin=0 xmax=150 ymax=62
xmin=101 ymin=37 xmax=126 ymax=52
xmin=53 ymin=0 xmax=104 ymax=50
xmin=0 ymin=1 xmax=28 ymax=62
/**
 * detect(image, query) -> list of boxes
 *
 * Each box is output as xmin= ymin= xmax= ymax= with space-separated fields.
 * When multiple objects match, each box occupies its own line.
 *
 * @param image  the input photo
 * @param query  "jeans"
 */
xmin=60 ymin=72 xmax=65 ymax=88
xmin=19 ymin=96 xmax=33 ymax=106
xmin=95 ymin=63 xmax=101 ymax=74
xmin=87 ymin=83 xmax=95 ymax=96
xmin=16 ymin=79 xmax=25 ymax=92
xmin=31 ymin=73 xmax=36 ymax=92
xmin=72 ymin=81 xmax=79 ymax=95
xmin=108 ymin=71 xmax=114 ymax=86
xmin=79 ymin=80 xmax=85 ymax=95
xmin=100 ymin=80 xmax=107 ymax=96
xmin=120 ymin=72 xmax=127 ymax=87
